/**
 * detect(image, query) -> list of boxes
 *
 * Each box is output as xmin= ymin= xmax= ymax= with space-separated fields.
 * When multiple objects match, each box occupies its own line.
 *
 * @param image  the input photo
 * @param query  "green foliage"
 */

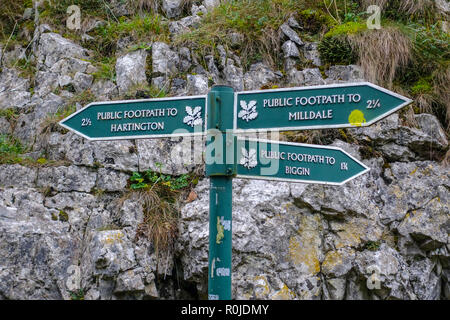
xmin=93 ymin=57 xmax=117 ymax=81
xmin=365 ymin=241 xmax=381 ymax=251
xmin=0 ymin=134 xmax=25 ymax=156
xmin=318 ymin=36 xmax=357 ymax=65
xmin=130 ymin=170 xmax=191 ymax=193
xmin=324 ymin=21 xmax=366 ymax=38
xmin=298 ymin=9 xmax=336 ymax=35
xmin=69 ymin=289 xmax=85 ymax=300
xmin=91 ymin=14 xmax=168 ymax=58
xmin=177 ymin=0 xmax=318 ymax=67
xmin=410 ymin=78 xmax=433 ymax=95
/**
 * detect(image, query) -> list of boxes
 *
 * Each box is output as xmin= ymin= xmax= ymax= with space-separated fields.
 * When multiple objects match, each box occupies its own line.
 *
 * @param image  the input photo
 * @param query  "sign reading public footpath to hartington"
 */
xmin=236 ymin=138 xmax=370 ymax=185
xmin=60 ymin=95 xmax=207 ymax=140
xmin=234 ymin=82 xmax=412 ymax=133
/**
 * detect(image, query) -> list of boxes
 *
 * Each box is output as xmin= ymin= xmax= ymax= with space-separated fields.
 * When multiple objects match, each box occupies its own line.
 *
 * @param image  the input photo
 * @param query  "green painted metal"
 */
xmin=206 ymin=86 xmax=235 ymax=300
xmin=60 ymin=95 xmax=206 ymax=140
xmin=234 ymin=82 xmax=412 ymax=133
xmin=208 ymin=176 xmax=233 ymax=300
xmin=236 ymin=138 xmax=369 ymax=185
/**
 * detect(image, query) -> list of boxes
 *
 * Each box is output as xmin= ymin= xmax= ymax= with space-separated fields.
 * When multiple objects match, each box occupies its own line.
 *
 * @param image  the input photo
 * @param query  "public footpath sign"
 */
xmin=234 ymin=82 xmax=413 ymax=133
xmin=59 ymin=95 xmax=206 ymax=140
xmin=60 ymin=82 xmax=412 ymax=301
xmin=236 ymin=138 xmax=369 ymax=185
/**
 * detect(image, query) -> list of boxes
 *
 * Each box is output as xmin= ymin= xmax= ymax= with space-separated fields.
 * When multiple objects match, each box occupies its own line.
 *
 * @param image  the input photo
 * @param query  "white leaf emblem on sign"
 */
xmin=240 ymin=147 xmax=257 ymax=169
xmin=238 ymin=100 xmax=258 ymax=122
xmin=183 ymin=106 xmax=203 ymax=127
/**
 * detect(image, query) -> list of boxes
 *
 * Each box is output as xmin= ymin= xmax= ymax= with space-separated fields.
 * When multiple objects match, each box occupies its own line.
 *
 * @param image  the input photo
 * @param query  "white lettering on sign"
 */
xmin=285 ymin=166 xmax=311 ymax=176
xmin=289 ymin=109 xmax=333 ymax=121
xmin=110 ymin=122 xmax=165 ymax=132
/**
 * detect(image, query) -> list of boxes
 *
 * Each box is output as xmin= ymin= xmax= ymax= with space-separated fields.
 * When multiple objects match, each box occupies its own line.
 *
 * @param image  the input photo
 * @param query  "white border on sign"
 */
xmin=59 ymin=95 xmax=208 ymax=141
xmin=235 ymin=137 xmax=370 ymax=186
xmin=233 ymin=82 xmax=413 ymax=133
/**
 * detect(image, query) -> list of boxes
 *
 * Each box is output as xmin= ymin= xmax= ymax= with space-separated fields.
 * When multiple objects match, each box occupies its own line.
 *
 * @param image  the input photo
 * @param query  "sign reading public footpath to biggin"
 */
xmin=236 ymin=138 xmax=370 ymax=185
xmin=234 ymin=82 xmax=413 ymax=132
xmin=60 ymin=95 xmax=206 ymax=140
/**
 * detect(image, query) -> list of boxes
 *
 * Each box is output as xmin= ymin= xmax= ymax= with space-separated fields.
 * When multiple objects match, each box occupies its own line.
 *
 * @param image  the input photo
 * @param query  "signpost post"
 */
xmin=60 ymin=81 xmax=412 ymax=301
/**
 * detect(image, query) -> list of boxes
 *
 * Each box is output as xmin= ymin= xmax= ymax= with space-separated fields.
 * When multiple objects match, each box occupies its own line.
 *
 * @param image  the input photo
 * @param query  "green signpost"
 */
xmin=60 ymin=81 xmax=412 ymax=301
xmin=234 ymin=82 xmax=412 ymax=133
xmin=60 ymin=95 xmax=206 ymax=140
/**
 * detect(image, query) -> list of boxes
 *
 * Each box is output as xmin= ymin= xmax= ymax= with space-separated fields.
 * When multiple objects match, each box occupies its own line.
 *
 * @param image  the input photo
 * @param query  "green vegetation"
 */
xmin=91 ymin=14 xmax=169 ymax=58
xmin=69 ymin=289 xmax=85 ymax=300
xmin=0 ymin=134 xmax=26 ymax=160
xmin=177 ymin=0 xmax=319 ymax=68
xmin=121 ymin=167 xmax=198 ymax=254
xmin=129 ymin=170 xmax=192 ymax=191
xmin=365 ymin=240 xmax=381 ymax=251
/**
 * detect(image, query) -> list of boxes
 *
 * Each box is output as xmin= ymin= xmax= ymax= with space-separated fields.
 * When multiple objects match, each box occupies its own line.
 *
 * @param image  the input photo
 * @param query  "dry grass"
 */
xmin=432 ymin=66 xmax=450 ymax=131
xmin=347 ymin=27 xmax=412 ymax=88
xmin=119 ymin=185 xmax=180 ymax=253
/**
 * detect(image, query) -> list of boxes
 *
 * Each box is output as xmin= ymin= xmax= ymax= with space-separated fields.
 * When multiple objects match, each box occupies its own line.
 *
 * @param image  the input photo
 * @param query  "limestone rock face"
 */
xmin=116 ymin=50 xmax=148 ymax=95
xmin=0 ymin=8 xmax=448 ymax=301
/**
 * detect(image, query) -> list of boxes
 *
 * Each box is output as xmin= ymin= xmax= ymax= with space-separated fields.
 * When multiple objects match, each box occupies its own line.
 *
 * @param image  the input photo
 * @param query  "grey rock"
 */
xmin=0 ymin=165 xmax=37 ymax=188
xmin=397 ymin=185 xmax=448 ymax=249
xmin=325 ymin=65 xmax=365 ymax=83
xmin=96 ymin=168 xmax=129 ymax=192
xmin=243 ymin=63 xmax=281 ymax=90
xmin=73 ymin=72 xmax=94 ymax=93
xmin=229 ymin=32 xmax=244 ymax=48
xmin=168 ymin=15 xmax=201 ymax=35
xmin=380 ymin=143 xmax=415 ymax=162
xmin=91 ymin=80 xmax=119 ymax=100
xmin=137 ymin=136 xmax=204 ymax=175
xmin=281 ymin=40 xmax=300 ymax=58
xmin=223 ymin=62 xmax=244 ymax=91
xmin=0 ymin=68 xmax=31 ymax=109
xmin=435 ymin=0 xmax=450 ymax=13
xmin=324 ymin=278 xmax=346 ymax=300
xmin=287 ymin=16 xmax=301 ymax=29
xmin=37 ymin=33 xmax=89 ymax=69
xmin=162 ymin=0 xmax=184 ymax=18
xmin=23 ymin=8 xmax=34 ymax=20
xmin=287 ymin=68 xmax=325 ymax=86
xmin=1 ymin=45 xmax=27 ymax=67
xmin=0 ymin=117 xmax=11 ymax=135
xmin=116 ymin=50 xmax=148 ymax=95
xmin=350 ymin=113 xmax=448 ymax=160
xmin=178 ymin=47 xmax=192 ymax=72
xmin=414 ymin=113 xmax=448 ymax=148
xmin=191 ymin=4 xmax=207 ymax=16
xmin=203 ymin=0 xmax=220 ymax=10
xmin=92 ymin=140 xmax=139 ymax=172
xmin=280 ymin=23 xmax=304 ymax=46
xmin=380 ymin=161 xmax=449 ymax=224
xmin=186 ymin=74 xmax=209 ymax=95
xmin=302 ymin=42 xmax=322 ymax=66
xmin=152 ymin=42 xmax=180 ymax=77
xmin=37 ymin=165 xmax=97 ymax=192
xmin=14 ymin=93 xmax=65 ymax=145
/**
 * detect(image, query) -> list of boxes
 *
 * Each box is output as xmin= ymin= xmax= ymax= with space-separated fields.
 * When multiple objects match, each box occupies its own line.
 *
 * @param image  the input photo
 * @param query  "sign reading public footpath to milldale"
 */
xmin=234 ymin=82 xmax=413 ymax=133
xmin=236 ymin=138 xmax=369 ymax=185
xmin=60 ymin=82 xmax=413 ymax=301
xmin=60 ymin=95 xmax=207 ymax=140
